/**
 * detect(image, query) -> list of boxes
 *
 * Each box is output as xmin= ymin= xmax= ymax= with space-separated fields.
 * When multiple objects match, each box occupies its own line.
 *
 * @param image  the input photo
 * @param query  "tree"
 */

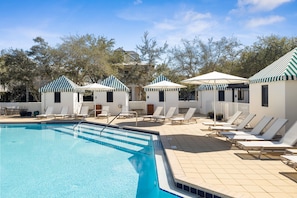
xmin=234 ymin=35 xmax=297 ymax=78
xmin=136 ymin=31 xmax=168 ymax=84
xmin=169 ymin=38 xmax=202 ymax=78
xmin=56 ymin=34 xmax=119 ymax=84
xmin=1 ymin=49 xmax=38 ymax=101
xmin=27 ymin=37 xmax=54 ymax=81
xmin=169 ymin=36 xmax=242 ymax=78
xmin=198 ymin=37 xmax=242 ymax=74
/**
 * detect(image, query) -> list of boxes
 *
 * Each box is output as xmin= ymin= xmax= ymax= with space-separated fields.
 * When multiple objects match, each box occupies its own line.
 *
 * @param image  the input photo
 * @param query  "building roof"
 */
xmin=249 ymin=47 xmax=297 ymax=83
xmin=150 ymin=74 xmax=170 ymax=84
xmin=39 ymin=75 xmax=79 ymax=93
xmin=100 ymin=75 xmax=129 ymax=92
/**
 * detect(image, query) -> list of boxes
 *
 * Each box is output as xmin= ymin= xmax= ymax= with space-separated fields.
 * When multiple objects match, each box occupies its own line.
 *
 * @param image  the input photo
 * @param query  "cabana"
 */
xmin=144 ymin=75 xmax=182 ymax=115
xmin=249 ymin=47 xmax=297 ymax=132
xmin=94 ymin=75 xmax=130 ymax=115
xmin=39 ymin=75 xmax=83 ymax=115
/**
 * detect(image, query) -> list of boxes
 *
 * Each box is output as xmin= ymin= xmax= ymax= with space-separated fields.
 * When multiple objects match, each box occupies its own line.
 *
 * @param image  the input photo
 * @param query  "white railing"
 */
xmin=215 ymin=101 xmax=250 ymax=120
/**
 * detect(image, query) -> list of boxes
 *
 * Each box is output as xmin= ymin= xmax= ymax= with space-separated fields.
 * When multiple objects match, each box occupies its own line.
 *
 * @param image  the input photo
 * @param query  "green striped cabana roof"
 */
xmin=39 ymin=75 xmax=79 ymax=93
xmin=144 ymin=74 xmax=181 ymax=91
xmin=197 ymin=84 xmax=228 ymax=91
xmin=100 ymin=75 xmax=129 ymax=92
xmin=249 ymin=47 xmax=297 ymax=83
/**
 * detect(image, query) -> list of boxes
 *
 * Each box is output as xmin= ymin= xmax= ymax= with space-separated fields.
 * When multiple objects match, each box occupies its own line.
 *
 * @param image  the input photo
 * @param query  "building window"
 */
xmin=238 ymin=89 xmax=244 ymax=100
xmin=107 ymin=92 xmax=113 ymax=102
xmin=262 ymin=85 xmax=268 ymax=107
xmin=218 ymin=90 xmax=225 ymax=101
xmin=54 ymin=92 xmax=61 ymax=103
xmin=159 ymin=91 xmax=164 ymax=102
xmin=77 ymin=92 xmax=80 ymax=102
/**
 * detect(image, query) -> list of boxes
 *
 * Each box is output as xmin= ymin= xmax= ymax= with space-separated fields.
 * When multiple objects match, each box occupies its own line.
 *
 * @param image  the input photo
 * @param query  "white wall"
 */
xmin=198 ymin=90 xmax=214 ymax=114
xmin=42 ymin=92 xmax=82 ymax=114
xmin=250 ymin=81 xmax=286 ymax=132
xmin=285 ymin=80 xmax=297 ymax=129
xmin=94 ymin=91 xmax=129 ymax=115
xmin=146 ymin=90 xmax=179 ymax=115
xmin=198 ymin=88 xmax=249 ymax=115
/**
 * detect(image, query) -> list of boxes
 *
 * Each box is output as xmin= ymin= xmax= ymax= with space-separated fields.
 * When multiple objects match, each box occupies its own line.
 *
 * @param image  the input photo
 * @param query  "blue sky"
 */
xmin=0 ymin=0 xmax=296 ymax=51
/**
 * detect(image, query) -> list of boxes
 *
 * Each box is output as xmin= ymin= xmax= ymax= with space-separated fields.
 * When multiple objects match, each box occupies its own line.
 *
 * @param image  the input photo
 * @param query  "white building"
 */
xmin=94 ymin=75 xmax=130 ymax=115
xmin=249 ymin=47 xmax=297 ymax=131
xmin=39 ymin=75 xmax=83 ymax=114
xmin=144 ymin=75 xmax=181 ymax=115
xmin=197 ymin=84 xmax=249 ymax=116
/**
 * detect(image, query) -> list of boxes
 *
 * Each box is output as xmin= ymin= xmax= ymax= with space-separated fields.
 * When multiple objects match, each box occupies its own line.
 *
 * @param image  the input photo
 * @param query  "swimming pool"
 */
xmin=0 ymin=123 xmax=181 ymax=198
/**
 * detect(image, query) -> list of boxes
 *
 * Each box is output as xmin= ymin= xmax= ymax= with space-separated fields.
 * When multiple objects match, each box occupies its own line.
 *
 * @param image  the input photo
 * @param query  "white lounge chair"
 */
xmin=97 ymin=106 xmax=110 ymax=122
xmin=153 ymin=107 xmax=176 ymax=122
xmin=237 ymin=121 xmax=297 ymax=159
xmin=143 ymin=106 xmax=163 ymax=121
xmin=219 ymin=116 xmax=274 ymax=137
xmin=171 ymin=108 xmax=196 ymax=124
xmin=76 ymin=106 xmax=89 ymax=118
xmin=54 ymin=106 xmax=69 ymax=119
xmin=202 ymin=111 xmax=242 ymax=126
xmin=119 ymin=106 xmax=134 ymax=118
xmin=280 ymin=155 xmax=297 ymax=170
xmin=36 ymin=106 xmax=54 ymax=119
xmin=225 ymin=118 xmax=287 ymax=144
xmin=210 ymin=113 xmax=256 ymax=131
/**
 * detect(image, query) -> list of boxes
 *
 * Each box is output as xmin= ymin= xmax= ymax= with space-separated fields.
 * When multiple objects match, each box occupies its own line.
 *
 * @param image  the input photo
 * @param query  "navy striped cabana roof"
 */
xmin=100 ymin=75 xmax=129 ymax=92
xmin=249 ymin=47 xmax=297 ymax=83
xmin=39 ymin=75 xmax=79 ymax=93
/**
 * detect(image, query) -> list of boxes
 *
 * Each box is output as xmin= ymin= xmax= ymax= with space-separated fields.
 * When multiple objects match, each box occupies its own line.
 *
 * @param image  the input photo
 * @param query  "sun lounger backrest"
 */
xmin=165 ymin=107 xmax=176 ymax=118
xmin=60 ymin=106 xmax=68 ymax=115
xmin=250 ymin=116 xmax=274 ymax=135
xmin=45 ymin=106 xmax=53 ymax=114
xmin=236 ymin=113 xmax=256 ymax=129
xmin=280 ymin=121 xmax=297 ymax=146
xmin=227 ymin=111 xmax=242 ymax=124
xmin=153 ymin=106 xmax=163 ymax=116
xmin=80 ymin=106 xmax=89 ymax=115
xmin=261 ymin=118 xmax=288 ymax=139
xmin=184 ymin=108 xmax=196 ymax=120
xmin=101 ymin=106 xmax=109 ymax=115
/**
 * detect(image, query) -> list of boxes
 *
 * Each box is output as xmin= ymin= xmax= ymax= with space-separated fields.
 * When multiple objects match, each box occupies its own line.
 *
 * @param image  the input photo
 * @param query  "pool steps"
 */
xmin=53 ymin=124 xmax=153 ymax=155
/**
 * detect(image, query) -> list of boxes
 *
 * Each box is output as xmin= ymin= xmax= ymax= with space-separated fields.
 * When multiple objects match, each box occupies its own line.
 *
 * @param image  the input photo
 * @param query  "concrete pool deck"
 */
xmin=1 ymin=115 xmax=297 ymax=198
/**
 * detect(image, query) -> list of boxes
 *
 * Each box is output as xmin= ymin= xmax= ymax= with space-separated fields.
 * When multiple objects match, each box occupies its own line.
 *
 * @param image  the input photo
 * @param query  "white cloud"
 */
xmin=133 ymin=0 xmax=142 ymax=5
xmin=153 ymin=11 xmax=212 ymax=33
xmin=246 ymin=15 xmax=285 ymax=28
xmin=150 ymin=10 xmax=215 ymax=47
xmin=236 ymin=0 xmax=293 ymax=12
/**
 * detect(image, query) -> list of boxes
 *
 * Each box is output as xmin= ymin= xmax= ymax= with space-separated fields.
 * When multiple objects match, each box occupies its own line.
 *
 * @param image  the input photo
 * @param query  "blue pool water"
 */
xmin=0 ymin=123 xmax=180 ymax=198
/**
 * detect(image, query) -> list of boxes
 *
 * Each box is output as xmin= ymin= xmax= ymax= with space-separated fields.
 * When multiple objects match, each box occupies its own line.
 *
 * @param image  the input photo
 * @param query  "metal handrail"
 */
xmin=100 ymin=111 xmax=122 ymax=136
xmin=73 ymin=109 xmax=95 ymax=130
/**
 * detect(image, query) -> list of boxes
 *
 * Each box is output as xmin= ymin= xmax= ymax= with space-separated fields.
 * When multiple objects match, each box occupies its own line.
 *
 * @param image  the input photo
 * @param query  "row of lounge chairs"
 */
xmin=36 ymin=106 xmax=90 ymax=119
xmin=142 ymin=106 xmax=197 ymax=124
xmin=206 ymin=112 xmax=297 ymax=161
